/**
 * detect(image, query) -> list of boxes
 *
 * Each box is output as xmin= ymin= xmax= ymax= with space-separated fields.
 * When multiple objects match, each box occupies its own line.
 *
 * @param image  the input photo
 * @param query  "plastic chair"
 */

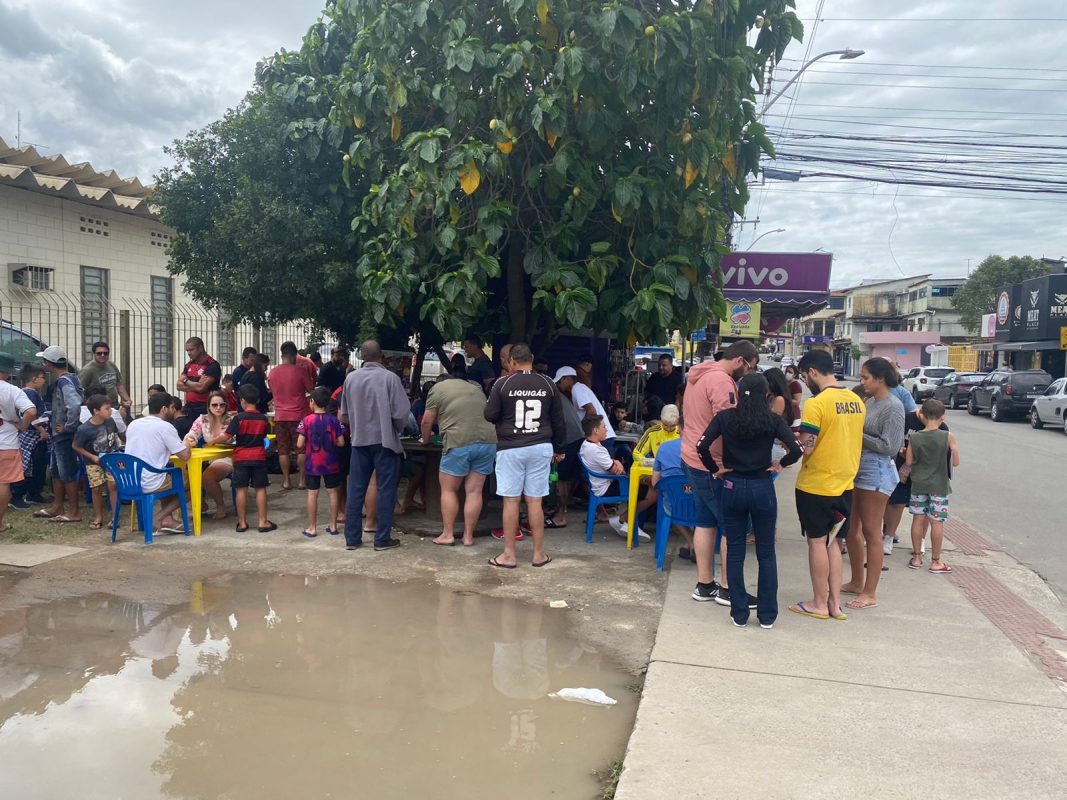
xmin=580 ymin=463 xmax=632 ymax=544
xmin=99 ymin=453 xmax=190 ymax=544
xmin=654 ymin=475 xmax=701 ymax=571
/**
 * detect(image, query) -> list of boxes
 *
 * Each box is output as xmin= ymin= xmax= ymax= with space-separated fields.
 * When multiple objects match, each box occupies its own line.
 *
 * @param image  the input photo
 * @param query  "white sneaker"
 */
xmin=637 ymin=529 xmax=651 ymax=542
xmin=608 ymin=517 xmax=628 ymax=538
xmin=882 ymin=534 xmax=893 ymax=556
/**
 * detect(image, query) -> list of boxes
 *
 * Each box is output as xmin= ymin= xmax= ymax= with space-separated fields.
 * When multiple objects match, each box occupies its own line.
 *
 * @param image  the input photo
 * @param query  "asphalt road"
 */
xmin=935 ymin=404 xmax=1067 ymax=601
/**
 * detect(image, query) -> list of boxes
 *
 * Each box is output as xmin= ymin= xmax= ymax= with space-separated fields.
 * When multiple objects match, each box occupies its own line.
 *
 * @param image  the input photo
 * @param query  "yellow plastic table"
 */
xmin=626 ymin=460 xmax=654 ymax=549
xmin=171 ymin=444 xmax=235 ymax=536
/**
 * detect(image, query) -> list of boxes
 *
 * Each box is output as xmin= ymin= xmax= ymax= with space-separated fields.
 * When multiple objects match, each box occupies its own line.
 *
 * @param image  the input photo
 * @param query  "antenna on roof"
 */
xmin=15 ymin=112 xmax=49 ymax=151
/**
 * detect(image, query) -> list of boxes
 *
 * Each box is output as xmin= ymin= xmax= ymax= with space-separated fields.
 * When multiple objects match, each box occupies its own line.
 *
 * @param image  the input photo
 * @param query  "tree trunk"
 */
xmin=507 ymin=244 xmax=528 ymax=343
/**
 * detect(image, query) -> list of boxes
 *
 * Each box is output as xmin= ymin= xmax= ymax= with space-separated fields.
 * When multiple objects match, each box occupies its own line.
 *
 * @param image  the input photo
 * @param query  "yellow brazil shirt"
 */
xmin=795 ymin=386 xmax=866 ymax=497
xmin=633 ymin=423 xmax=680 ymax=459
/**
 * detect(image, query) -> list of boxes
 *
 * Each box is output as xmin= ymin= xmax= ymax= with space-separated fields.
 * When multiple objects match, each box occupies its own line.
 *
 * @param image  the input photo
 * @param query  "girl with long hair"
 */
xmin=842 ymin=357 xmax=905 ymax=609
xmin=783 ymin=364 xmax=804 ymax=431
xmin=696 ymin=373 xmax=802 ymax=628
xmin=183 ymin=390 xmax=235 ymax=519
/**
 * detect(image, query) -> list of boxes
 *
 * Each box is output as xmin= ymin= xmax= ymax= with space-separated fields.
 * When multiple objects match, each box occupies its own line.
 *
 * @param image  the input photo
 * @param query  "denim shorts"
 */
xmin=494 ymin=442 xmax=553 ymax=498
xmin=854 ymin=451 xmax=898 ymax=495
xmin=683 ymin=462 xmax=721 ymax=528
xmin=50 ymin=436 xmax=79 ymax=483
xmin=440 ymin=442 xmax=496 ymax=477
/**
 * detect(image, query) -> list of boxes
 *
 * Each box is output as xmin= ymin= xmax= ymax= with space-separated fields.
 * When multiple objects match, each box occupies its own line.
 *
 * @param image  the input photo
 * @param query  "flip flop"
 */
xmin=788 ymin=602 xmax=830 ymax=620
xmin=325 ymin=527 xmax=339 ymax=536
xmin=929 ymin=564 xmax=953 ymax=574
xmin=32 ymin=509 xmax=57 ymax=518
xmin=846 ymin=598 xmax=878 ymax=610
xmin=908 ymin=558 xmax=922 ymax=570
xmin=830 ymin=611 xmax=849 ymax=621
xmin=531 ymin=556 xmax=553 ymax=568
xmin=488 ymin=556 xmax=516 ymax=569
xmin=0 ymin=523 xmax=12 ymax=533
xmin=302 ymin=529 xmax=318 ymax=538
xmin=544 ymin=518 xmax=567 ymax=529
xmin=236 ymin=523 xmax=249 ymax=532
xmin=88 ymin=521 xmax=103 ymax=530
xmin=258 ymin=521 xmax=278 ymax=533
xmin=433 ymin=539 xmax=456 ymax=546
xmin=159 ymin=526 xmax=186 ymax=534
xmin=50 ymin=515 xmax=81 ymax=524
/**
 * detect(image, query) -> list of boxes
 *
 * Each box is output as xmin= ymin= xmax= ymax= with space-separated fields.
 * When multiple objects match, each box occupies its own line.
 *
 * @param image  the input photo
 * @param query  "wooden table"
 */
xmin=401 ymin=440 xmax=444 ymax=521
xmin=626 ymin=460 xmax=654 ymax=549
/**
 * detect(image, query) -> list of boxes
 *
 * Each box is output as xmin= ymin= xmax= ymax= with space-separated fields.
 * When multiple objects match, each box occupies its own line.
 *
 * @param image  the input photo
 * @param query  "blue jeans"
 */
xmin=721 ymin=475 xmax=779 ymax=625
xmin=344 ymin=444 xmax=401 ymax=547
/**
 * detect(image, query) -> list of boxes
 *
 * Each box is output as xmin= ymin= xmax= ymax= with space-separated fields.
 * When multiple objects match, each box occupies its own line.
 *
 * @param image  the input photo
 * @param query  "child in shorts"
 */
xmin=906 ymin=399 xmax=960 ymax=574
xmin=218 ymin=384 xmax=274 ymax=533
xmin=297 ymin=387 xmax=345 ymax=538
xmin=71 ymin=395 xmax=122 ymax=529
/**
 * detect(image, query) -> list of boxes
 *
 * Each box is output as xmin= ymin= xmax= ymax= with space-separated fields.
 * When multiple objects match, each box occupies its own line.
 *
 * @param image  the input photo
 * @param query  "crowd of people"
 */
xmin=0 ymin=334 xmax=961 ymax=631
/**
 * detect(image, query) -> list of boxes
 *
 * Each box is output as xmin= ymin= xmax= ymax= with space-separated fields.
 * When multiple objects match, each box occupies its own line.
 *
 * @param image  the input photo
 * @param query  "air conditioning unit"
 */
xmin=9 ymin=263 xmax=55 ymax=292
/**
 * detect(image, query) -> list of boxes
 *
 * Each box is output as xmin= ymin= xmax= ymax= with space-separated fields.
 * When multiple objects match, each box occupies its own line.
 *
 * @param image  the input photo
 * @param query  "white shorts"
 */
xmin=494 ymin=443 xmax=553 ymax=498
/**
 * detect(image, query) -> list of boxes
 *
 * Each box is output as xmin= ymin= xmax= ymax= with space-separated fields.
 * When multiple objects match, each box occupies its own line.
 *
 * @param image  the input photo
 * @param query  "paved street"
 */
xmin=937 ymin=407 xmax=1067 ymax=601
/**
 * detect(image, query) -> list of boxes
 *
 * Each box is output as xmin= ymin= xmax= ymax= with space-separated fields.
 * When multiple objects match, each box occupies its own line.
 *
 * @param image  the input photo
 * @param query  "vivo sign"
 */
xmin=719 ymin=252 xmax=833 ymax=294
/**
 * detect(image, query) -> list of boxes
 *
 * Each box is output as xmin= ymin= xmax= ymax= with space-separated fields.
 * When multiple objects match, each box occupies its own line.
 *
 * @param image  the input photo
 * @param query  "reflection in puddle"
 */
xmin=0 ymin=575 xmax=637 ymax=798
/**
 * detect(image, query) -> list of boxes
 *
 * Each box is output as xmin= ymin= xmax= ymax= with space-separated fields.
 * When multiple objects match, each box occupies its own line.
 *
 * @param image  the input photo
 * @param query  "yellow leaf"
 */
xmin=496 ymin=127 xmax=515 ymax=154
xmin=626 ymin=329 xmax=638 ymax=348
xmin=545 ymin=126 xmax=558 ymax=148
xmin=690 ymin=80 xmax=701 ymax=103
xmin=353 ymin=115 xmax=364 ymax=129
xmin=536 ymin=0 xmax=550 ymax=24
xmin=400 ymin=214 xmax=415 ymax=235
xmin=390 ymin=115 xmax=401 ymax=142
xmin=611 ymin=203 xmax=623 ymax=223
xmin=459 ymin=161 xmax=481 ymax=195
xmin=722 ymin=145 xmax=737 ymax=178
xmin=396 ymin=302 xmax=406 ymax=317
xmin=449 ymin=202 xmax=461 ymax=224
xmin=685 ymin=159 xmax=699 ymax=188
xmin=681 ymin=266 xmax=698 ymax=285
xmin=409 ymin=188 xmax=419 ymax=198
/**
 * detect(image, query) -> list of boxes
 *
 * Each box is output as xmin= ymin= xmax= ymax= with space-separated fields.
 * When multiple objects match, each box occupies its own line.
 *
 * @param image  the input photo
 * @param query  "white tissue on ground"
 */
xmin=549 ymin=687 xmax=617 ymax=706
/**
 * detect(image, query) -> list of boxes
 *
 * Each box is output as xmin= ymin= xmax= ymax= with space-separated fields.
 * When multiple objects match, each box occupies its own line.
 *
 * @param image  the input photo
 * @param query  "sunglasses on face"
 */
xmin=94 ymin=351 xmax=109 ymax=356
xmin=209 ymin=402 xmax=226 ymax=408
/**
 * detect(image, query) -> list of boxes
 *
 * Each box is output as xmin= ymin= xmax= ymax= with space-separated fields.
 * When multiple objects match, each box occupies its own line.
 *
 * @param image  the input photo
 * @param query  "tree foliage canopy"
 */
xmin=158 ymin=0 xmax=802 ymax=348
xmin=952 ymin=255 xmax=1049 ymax=333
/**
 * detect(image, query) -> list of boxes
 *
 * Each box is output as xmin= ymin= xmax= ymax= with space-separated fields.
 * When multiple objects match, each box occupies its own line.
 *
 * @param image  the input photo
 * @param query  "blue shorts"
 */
xmin=855 ymin=451 xmax=898 ymax=496
xmin=494 ymin=443 xmax=553 ymax=498
xmin=683 ymin=462 xmax=721 ymax=528
xmin=440 ymin=442 xmax=496 ymax=477
xmin=50 ymin=436 xmax=79 ymax=483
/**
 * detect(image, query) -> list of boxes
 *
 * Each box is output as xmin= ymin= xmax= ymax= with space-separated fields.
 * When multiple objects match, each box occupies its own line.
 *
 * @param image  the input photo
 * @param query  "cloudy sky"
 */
xmin=2 ymin=0 xmax=1065 ymax=288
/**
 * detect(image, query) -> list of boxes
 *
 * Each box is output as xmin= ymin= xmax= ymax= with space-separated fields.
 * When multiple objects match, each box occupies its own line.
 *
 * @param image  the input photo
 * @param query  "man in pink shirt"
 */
xmin=681 ymin=340 xmax=758 ymax=606
xmin=268 ymin=341 xmax=315 ymax=489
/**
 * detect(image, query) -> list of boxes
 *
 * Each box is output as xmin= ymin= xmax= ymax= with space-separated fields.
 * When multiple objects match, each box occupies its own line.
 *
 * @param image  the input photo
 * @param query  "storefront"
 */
xmin=984 ymin=273 xmax=1067 ymax=378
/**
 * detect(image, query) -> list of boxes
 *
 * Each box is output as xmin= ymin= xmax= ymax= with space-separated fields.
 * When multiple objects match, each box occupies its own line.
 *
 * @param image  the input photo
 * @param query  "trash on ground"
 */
xmin=549 ymin=599 xmax=569 ymax=608
xmin=549 ymin=687 xmax=617 ymax=706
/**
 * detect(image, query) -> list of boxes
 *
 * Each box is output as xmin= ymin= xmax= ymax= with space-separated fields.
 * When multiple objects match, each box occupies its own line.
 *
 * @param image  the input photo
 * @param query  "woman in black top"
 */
xmin=696 ymin=373 xmax=802 ymax=628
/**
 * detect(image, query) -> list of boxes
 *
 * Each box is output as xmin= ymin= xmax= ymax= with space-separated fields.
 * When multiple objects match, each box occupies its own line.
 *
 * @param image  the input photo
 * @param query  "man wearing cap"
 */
xmin=0 ymin=352 xmax=37 ymax=532
xmin=545 ymin=366 xmax=586 ymax=530
xmin=35 ymin=345 xmax=83 ymax=523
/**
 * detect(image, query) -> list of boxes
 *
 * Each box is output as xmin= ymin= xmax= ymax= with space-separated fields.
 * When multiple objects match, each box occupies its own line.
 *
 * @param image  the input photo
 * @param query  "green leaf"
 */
xmin=418 ymin=138 xmax=441 ymax=163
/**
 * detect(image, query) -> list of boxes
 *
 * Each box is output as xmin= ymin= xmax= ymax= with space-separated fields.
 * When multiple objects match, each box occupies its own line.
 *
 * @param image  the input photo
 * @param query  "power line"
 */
xmin=762 ymin=101 xmax=1067 ymax=116
xmin=777 ymin=58 xmax=1067 ymax=74
xmin=796 ymin=17 xmax=1067 ymax=22
xmin=774 ymin=66 xmax=1067 ymax=83
xmin=793 ymin=79 xmax=1067 ymax=93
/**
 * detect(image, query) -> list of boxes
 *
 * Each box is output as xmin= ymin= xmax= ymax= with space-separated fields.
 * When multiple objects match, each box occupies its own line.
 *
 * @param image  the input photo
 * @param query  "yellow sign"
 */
xmin=1060 ymin=326 xmax=1067 ymax=350
xmin=720 ymin=301 xmax=761 ymax=339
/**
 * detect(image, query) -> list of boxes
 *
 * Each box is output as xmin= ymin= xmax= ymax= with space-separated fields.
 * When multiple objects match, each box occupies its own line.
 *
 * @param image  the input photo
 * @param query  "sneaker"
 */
xmin=608 ymin=517 xmax=628 ymax=538
xmin=374 ymin=538 xmax=401 ymax=551
xmin=716 ymin=589 xmax=758 ymax=609
xmin=732 ymin=618 xmax=747 ymax=628
xmin=635 ymin=529 xmax=651 ymax=542
xmin=759 ymin=622 xmax=775 ymax=629
xmin=892 ymin=536 xmax=900 ymax=544
xmin=8 ymin=498 xmax=31 ymax=510
xmin=345 ymin=542 xmax=363 ymax=550
xmin=26 ymin=495 xmax=50 ymax=505
xmin=691 ymin=581 xmax=721 ymax=602
xmin=491 ymin=527 xmax=527 ymax=541
xmin=882 ymin=534 xmax=893 ymax=556
xmin=828 ymin=511 xmax=847 ymax=539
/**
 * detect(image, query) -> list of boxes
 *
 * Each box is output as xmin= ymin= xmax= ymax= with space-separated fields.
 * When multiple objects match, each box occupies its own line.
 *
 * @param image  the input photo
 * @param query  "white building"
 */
xmin=0 ymin=138 xmax=304 ymax=399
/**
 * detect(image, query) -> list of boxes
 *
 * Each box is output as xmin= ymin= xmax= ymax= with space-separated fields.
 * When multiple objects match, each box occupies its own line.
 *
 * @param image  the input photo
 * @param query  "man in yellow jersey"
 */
xmin=789 ymin=350 xmax=865 ymax=622
xmin=632 ymin=403 xmax=680 ymax=461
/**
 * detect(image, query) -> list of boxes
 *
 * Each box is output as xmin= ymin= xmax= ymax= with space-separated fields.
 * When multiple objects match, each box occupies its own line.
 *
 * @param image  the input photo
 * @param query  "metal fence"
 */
xmin=0 ymin=288 xmax=315 ymax=402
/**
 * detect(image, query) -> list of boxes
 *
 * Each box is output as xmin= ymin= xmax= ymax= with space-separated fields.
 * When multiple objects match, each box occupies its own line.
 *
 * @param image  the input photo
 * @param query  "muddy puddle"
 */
xmin=0 ymin=573 xmax=638 ymax=799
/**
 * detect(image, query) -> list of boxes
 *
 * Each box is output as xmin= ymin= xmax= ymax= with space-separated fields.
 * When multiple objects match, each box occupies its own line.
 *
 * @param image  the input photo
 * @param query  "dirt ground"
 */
xmin=0 ymin=486 xmax=669 ymax=676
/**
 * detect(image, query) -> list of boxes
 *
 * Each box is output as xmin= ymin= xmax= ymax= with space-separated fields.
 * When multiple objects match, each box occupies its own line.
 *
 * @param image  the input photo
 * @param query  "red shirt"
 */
xmin=268 ymin=362 xmax=314 ymax=422
xmin=297 ymin=355 xmax=318 ymax=386
xmin=182 ymin=356 xmax=221 ymax=405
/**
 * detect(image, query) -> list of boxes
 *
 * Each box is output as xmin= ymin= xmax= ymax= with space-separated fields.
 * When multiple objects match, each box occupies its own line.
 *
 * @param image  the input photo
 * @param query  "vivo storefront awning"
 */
xmin=719 ymin=252 xmax=833 ymax=316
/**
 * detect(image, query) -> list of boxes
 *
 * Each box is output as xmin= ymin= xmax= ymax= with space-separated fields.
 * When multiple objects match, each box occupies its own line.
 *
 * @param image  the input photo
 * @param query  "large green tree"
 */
xmin=952 ymin=255 xmax=1049 ymax=333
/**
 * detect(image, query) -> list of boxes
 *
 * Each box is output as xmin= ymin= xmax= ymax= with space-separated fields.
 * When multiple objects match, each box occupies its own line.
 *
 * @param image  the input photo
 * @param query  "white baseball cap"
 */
xmin=553 ymin=366 xmax=577 ymax=383
xmin=36 ymin=345 xmax=68 ymax=364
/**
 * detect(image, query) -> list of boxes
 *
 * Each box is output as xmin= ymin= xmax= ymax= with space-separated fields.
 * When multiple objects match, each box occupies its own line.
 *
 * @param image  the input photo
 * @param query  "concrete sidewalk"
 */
xmin=615 ymin=469 xmax=1067 ymax=800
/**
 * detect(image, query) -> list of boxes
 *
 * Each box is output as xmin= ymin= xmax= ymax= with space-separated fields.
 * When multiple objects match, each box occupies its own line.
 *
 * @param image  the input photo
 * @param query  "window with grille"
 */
xmin=80 ymin=266 xmax=109 ymax=362
xmin=151 ymin=276 xmax=174 ymax=368
xmin=217 ymin=313 xmax=236 ymax=367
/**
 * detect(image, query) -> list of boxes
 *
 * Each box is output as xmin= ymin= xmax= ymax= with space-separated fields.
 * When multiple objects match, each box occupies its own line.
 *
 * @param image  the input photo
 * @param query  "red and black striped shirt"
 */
xmin=225 ymin=411 xmax=270 ymax=463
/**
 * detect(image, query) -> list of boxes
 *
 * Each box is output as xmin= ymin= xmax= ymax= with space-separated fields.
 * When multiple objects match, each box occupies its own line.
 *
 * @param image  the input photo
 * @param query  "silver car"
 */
xmin=901 ymin=366 xmax=953 ymax=401
xmin=1029 ymin=377 xmax=1067 ymax=434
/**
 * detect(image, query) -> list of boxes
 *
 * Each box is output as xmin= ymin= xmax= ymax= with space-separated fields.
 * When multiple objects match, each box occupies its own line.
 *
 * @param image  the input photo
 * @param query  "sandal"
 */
xmin=236 ymin=523 xmax=249 ymax=532
xmin=89 ymin=521 xmax=103 ymax=530
xmin=487 ymin=556 xmax=516 ymax=569
xmin=258 ymin=521 xmax=278 ymax=533
xmin=302 ymin=529 xmax=318 ymax=538
xmin=908 ymin=557 xmax=922 ymax=570
xmin=929 ymin=563 xmax=953 ymax=574
xmin=788 ymin=602 xmax=829 ymax=620
xmin=544 ymin=518 xmax=567 ymax=529
xmin=33 ymin=509 xmax=58 ymax=519
xmin=325 ymin=526 xmax=340 ymax=536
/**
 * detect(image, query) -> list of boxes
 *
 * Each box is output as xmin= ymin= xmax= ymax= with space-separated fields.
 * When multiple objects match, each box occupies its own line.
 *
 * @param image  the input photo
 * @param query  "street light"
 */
xmin=759 ymin=49 xmax=865 ymax=117
xmin=746 ymin=227 xmax=785 ymax=250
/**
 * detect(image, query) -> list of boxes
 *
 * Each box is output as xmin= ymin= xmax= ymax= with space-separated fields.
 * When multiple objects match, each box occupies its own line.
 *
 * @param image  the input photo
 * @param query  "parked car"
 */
xmin=780 ymin=355 xmax=795 ymax=368
xmin=932 ymin=372 xmax=985 ymax=409
xmin=832 ymin=361 xmax=844 ymax=380
xmin=901 ymin=366 xmax=953 ymax=401
xmin=1028 ymin=377 xmax=1067 ymax=434
xmin=968 ymin=369 xmax=1053 ymax=422
xmin=0 ymin=320 xmax=77 ymax=397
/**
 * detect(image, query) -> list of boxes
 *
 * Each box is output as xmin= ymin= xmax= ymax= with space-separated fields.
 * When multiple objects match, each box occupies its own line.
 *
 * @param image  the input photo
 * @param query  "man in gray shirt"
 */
xmin=339 ymin=340 xmax=410 ymax=552
xmin=36 ymin=345 xmax=83 ymax=523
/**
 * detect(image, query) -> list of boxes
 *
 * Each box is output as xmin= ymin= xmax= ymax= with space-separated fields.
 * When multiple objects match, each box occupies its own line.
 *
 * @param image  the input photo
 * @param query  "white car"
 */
xmin=901 ymin=366 xmax=953 ymax=401
xmin=1029 ymin=377 xmax=1067 ymax=434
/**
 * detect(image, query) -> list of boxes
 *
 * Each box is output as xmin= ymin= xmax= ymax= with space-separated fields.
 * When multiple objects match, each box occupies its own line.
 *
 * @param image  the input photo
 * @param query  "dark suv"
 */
xmin=968 ymin=369 xmax=1053 ymax=422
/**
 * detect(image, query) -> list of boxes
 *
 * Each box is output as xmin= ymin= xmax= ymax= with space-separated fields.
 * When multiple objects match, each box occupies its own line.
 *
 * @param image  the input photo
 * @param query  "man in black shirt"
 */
xmin=318 ymin=346 xmax=349 ymax=393
xmin=462 ymin=334 xmax=496 ymax=394
xmin=484 ymin=344 xmax=566 ymax=569
xmin=644 ymin=353 xmax=683 ymax=408
xmin=231 ymin=347 xmax=257 ymax=389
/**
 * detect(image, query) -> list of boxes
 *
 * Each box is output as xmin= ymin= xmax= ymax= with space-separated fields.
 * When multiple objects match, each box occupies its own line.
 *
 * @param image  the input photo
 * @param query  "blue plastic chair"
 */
xmin=99 ymin=453 xmax=190 ymax=544
xmin=580 ymin=463 xmax=632 ymax=544
xmin=654 ymin=475 xmax=701 ymax=571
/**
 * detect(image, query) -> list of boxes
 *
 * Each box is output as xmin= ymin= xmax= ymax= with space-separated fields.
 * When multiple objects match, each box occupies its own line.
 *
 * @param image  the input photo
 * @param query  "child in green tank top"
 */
xmin=905 ymin=399 xmax=960 ymax=574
